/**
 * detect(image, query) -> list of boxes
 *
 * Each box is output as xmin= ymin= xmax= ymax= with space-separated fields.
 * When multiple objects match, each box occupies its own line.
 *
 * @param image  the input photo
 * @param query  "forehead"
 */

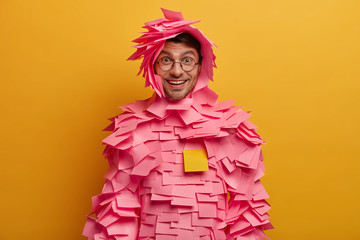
xmin=158 ymin=42 xmax=199 ymax=58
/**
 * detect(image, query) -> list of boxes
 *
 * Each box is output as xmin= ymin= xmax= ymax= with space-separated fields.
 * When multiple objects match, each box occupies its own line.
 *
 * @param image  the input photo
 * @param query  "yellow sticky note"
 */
xmin=183 ymin=149 xmax=209 ymax=172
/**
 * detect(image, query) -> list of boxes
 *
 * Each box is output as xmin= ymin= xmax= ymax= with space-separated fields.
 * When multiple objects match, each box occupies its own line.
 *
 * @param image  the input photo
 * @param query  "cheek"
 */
xmin=155 ymin=67 xmax=167 ymax=77
xmin=189 ymin=74 xmax=198 ymax=89
xmin=154 ymin=63 xmax=164 ymax=76
xmin=192 ymin=67 xmax=201 ymax=82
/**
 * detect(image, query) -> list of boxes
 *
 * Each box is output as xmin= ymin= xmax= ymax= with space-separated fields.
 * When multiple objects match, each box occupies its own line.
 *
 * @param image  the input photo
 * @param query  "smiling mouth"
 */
xmin=167 ymin=80 xmax=188 ymax=85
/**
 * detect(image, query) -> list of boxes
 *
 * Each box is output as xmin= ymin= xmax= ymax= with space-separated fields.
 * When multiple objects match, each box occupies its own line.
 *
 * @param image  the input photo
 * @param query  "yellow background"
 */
xmin=1 ymin=0 xmax=359 ymax=239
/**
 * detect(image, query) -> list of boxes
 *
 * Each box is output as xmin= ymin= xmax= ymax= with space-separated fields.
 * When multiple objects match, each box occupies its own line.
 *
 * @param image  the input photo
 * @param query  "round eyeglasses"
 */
xmin=156 ymin=56 xmax=199 ymax=72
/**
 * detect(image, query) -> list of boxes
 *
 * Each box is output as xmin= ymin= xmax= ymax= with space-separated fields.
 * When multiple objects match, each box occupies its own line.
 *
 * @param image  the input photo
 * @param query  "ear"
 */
xmin=197 ymin=62 xmax=202 ymax=75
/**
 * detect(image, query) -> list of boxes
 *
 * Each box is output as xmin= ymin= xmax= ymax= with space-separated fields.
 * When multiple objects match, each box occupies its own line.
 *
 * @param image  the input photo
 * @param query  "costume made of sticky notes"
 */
xmin=83 ymin=8 xmax=273 ymax=240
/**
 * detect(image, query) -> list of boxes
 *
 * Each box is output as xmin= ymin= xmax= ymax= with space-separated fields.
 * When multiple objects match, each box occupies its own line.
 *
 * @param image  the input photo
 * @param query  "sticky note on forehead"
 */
xmin=183 ymin=149 xmax=209 ymax=172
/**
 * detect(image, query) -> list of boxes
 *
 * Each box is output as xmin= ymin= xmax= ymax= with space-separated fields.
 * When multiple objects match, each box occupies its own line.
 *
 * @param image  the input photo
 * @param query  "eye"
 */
xmin=182 ymin=57 xmax=194 ymax=65
xmin=160 ymin=56 xmax=172 ymax=65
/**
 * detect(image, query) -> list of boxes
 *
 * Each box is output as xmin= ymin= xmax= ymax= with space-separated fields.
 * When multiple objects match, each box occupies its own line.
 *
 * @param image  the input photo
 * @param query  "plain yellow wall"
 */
xmin=1 ymin=0 xmax=359 ymax=239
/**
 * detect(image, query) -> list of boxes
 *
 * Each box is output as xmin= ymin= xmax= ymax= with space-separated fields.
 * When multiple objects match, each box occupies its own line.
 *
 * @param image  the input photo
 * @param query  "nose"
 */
xmin=169 ymin=62 xmax=184 ymax=78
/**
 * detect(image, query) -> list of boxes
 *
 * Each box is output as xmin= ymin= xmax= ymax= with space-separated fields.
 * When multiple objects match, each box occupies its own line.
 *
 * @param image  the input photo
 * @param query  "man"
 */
xmin=83 ymin=9 xmax=272 ymax=240
xmin=155 ymin=33 xmax=202 ymax=100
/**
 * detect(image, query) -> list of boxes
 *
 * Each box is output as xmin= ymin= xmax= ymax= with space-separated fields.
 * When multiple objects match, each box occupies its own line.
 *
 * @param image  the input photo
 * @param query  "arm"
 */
xmin=216 ymin=119 xmax=273 ymax=239
xmin=225 ymin=147 xmax=273 ymax=239
xmin=83 ymin=147 xmax=141 ymax=240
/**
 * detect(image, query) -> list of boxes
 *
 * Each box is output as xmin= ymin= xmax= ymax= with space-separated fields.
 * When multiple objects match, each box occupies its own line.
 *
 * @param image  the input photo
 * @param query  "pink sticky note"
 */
xmin=151 ymin=120 xmax=173 ymax=132
xmin=131 ymin=157 xmax=156 ymax=176
xmin=174 ymin=126 xmax=196 ymax=139
xmin=197 ymin=106 xmax=222 ymax=118
xmin=116 ymin=150 xmax=135 ymax=170
xmin=171 ymin=196 xmax=196 ymax=206
xmin=198 ymin=202 xmax=217 ymax=218
xmin=180 ymin=174 xmax=204 ymax=185
xmin=221 ymin=157 xmax=237 ymax=172
xmin=115 ymin=117 xmax=139 ymax=134
xmin=158 ymin=212 xmax=180 ymax=222
xmin=211 ymin=181 xmax=226 ymax=195
xmin=142 ymin=214 xmax=157 ymax=225
xmin=172 ymin=185 xmax=196 ymax=198
xmin=229 ymin=219 xmax=251 ymax=234
xmin=161 ymin=8 xmax=184 ymax=20
xmin=161 ymin=157 xmax=178 ymax=169
xmin=247 ymin=145 xmax=261 ymax=169
xmin=82 ymin=217 xmax=98 ymax=237
xmin=253 ymin=209 xmax=270 ymax=221
xmin=196 ymin=193 xmax=218 ymax=202
xmin=214 ymin=99 xmax=235 ymax=111
xmin=252 ymin=180 xmax=270 ymax=200
xmin=103 ymin=164 xmax=118 ymax=180
xmin=130 ymin=143 xmax=151 ymax=164
xmin=165 ymin=113 xmax=185 ymax=127
xmin=111 ymin=170 xmax=130 ymax=192
xmin=155 ymin=222 xmax=178 ymax=235
xmin=156 ymin=161 xmax=174 ymax=172
xmin=161 ymin=140 xmax=178 ymax=151
xmin=194 ymin=227 xmax=210 ymax=237
xmin=191 ymin=212 xmax=213 ymax=227
xmin=138 ymin=223 xmax=155 ymax=237
xmin=132 ymin=123 xmax=157 ymax=146
xmin=112 ymin=202 xmax=138 ymax=217
xmin=219 ymin=166 xmax=242 ymax=190
xmin=146 ymin=97 xmax=168 ymax=118
xmin=98 ymin=212 xmax=119 ymax=227
xmin=155 ymin=235 xmax=176 ymax=240
xmin=151 ymin=194 xmax=173 ymax=201
xmin=216 ymin=195 xmax=226 ymax=210
xmin=160 ymin=131 xmax=179 ymax=140
xmin=204 ymin=139 xmax=215 ymax=158
xmin=103 ymin=131 xmax=131 ymax=147
xmin=199 ymin=167 xmax=217 ymax=182
xmin=151 ymin=185 xmax=174 ymax=195
xmin=195 ymin=181 xmax=213 ymax=193
xmin=194 ymin=126 xmax=220 ymax=137
xmin=170 ymin=213 xmax=194 ymax=230
xmin=162 ymin=172 xmax=182 ymax=185
xmin=253 ymin=188 xmax=270 ymax=201
xmin=243 ymin=210 xmax=270 ymax=227
xmin=225 ymin=111 xmax=250 ymax=128
xmin=178 ymin=229 xmax=195 ymax=238
xmin=106 ymin=218 xmax=138 ymax=236
xmin=115 ymin=191 xmax=141 ymax=208
xmin=178 ymin=107 xmax=203 ymax=125
xmin=169 ymin=163 xmax=184 ymax=176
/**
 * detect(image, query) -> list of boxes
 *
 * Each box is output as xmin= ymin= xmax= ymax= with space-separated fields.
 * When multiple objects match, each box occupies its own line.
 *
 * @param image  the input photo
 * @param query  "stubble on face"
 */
xmin=154 ymin=42 xmax=201 ymax=100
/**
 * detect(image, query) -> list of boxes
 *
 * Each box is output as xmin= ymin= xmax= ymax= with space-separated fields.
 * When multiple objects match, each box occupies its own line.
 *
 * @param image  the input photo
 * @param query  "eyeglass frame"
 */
xmin=155 ymin=56 xmax=200 ymax=72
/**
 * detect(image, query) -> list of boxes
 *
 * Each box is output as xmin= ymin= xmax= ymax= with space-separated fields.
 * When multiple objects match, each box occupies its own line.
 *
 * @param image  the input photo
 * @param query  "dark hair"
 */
xmin=167 ymin=33 xmax=202 ymax=63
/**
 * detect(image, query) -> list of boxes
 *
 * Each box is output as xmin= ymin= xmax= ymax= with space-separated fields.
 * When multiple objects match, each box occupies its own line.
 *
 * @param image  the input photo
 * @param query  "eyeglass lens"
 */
xmin=158 ymin=57 xmax=197 ymax=72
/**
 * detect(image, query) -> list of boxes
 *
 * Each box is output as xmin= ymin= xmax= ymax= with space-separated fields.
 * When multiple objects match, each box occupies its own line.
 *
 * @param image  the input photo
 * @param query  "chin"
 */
xmin=167 ymin=95 xmax=184 ymax=101
xmin=165 ymin=91 xmax=186 ymax=100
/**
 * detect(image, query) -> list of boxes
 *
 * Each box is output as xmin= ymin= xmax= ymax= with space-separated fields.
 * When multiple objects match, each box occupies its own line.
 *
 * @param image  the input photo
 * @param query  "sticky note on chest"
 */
xmin=183 ymin=149 xmax=209 ymax=172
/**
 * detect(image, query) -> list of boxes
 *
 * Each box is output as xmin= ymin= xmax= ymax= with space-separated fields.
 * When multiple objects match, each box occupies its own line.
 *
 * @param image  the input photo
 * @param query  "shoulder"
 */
xmin=102 ymin=97 xmax=155 ymax=148
xmin=192 ymin=97 xmax=264 ymax=145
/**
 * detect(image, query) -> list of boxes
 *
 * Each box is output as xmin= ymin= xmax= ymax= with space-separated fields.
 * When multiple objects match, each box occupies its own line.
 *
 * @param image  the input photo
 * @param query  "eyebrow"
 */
xmin=159 ymin=50 xmax=196 ymax=57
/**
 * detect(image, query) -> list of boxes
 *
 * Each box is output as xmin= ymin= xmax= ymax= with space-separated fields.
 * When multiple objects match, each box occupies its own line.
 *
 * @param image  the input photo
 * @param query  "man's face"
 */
xmin=154 ymin=41 xmax=201 ymax=100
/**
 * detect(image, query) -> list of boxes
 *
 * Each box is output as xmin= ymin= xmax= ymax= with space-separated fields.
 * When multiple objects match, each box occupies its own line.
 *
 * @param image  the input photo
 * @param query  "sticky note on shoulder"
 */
xmin=183 ymin=149 xmax=209 ymax=172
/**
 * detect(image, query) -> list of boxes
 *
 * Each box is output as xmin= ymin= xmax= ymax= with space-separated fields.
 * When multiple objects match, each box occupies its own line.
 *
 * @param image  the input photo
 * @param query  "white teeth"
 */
xmin=167 ymin=80 xmax=186 ymax=85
